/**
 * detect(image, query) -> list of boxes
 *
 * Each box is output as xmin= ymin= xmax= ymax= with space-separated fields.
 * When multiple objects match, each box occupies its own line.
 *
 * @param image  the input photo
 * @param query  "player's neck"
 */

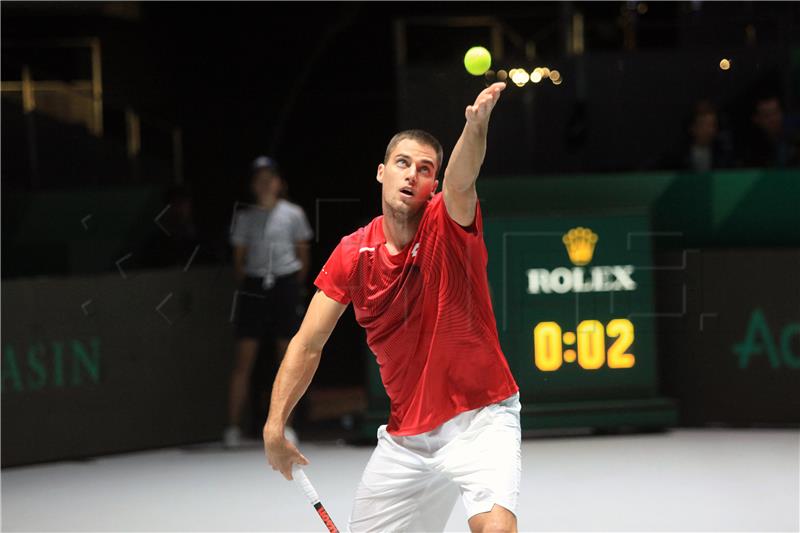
xmin=381 ymin=209 xmax=421 ymax=255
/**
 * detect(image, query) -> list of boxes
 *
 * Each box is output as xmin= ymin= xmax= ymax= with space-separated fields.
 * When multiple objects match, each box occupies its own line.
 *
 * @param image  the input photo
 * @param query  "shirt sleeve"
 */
xmin=292 ymin=207 xmax=314 ymax=243
xmin=230 ymin=210 xmax=249 ymax=247
xmin=432 ymin=192 xmax=482 ymax=236
xmin=314 ymin=238 xmax=353 ymax=305
xmin=429 ymin=193 xmax=487 ymax=268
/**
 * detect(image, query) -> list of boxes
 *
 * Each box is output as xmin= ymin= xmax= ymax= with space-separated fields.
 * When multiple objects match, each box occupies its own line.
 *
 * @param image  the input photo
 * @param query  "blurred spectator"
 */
xmin=742 ymin=95 xmax=799 ymax=168
xmin=224 ymin=156 xmax=312 ymax=448
xmin=660 ymin=100 xmax=734 ymax=172
xmin=145 ymin=185 xmax=202 ymax=268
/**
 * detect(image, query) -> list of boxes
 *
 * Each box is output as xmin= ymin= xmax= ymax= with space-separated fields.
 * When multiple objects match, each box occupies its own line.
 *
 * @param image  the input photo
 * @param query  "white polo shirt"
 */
xmin=230 ymin=200 xmax=312 ymax=286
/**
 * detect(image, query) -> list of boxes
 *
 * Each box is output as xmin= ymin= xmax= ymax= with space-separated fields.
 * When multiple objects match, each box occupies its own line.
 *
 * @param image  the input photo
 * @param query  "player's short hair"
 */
xmin=384 ymin=130 xmax=444 ymax=175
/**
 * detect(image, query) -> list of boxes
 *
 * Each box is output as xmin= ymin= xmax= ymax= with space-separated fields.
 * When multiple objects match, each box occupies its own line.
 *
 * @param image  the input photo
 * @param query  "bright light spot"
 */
xmin=541 ymin=67 xmax=551 ymax=79
xmin=550 ymin=70 xmax=562 ymax=82
xmin=552 ymin=77 xmax=563 ymax=86
xmin=531 ymin=70 xmax=543 ymax=83
xmin=511 ymin=69 xmax=529 ymax=87
xmin=719 ymin=58 xmax=731 ymax=70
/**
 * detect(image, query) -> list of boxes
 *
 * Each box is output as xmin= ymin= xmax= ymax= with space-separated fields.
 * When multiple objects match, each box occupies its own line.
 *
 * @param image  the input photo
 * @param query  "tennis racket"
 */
xmin=292 ymin=465 xmax=339 ymax=533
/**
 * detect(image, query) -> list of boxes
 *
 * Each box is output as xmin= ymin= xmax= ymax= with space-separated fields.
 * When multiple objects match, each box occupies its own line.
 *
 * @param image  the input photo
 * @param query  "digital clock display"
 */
xmin=533 ymin=319 xmax=636 ymax=371
xmin=484 ymin=213 xmax=661 ymax=398
xmin=475 ymin=194 xmax=674 ymax=430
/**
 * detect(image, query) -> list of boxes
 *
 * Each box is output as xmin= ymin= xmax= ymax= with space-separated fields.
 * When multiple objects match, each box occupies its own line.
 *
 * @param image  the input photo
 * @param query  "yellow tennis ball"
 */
xmin=464 ymin=46 xmax=492 ymax=76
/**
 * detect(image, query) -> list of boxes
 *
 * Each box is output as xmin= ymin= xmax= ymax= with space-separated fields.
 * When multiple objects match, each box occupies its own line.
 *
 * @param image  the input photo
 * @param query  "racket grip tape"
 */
xmin=292 ymin=466 xmax=339 ymax=533
xmin=293 ymin=467 xmax=320 ymax=504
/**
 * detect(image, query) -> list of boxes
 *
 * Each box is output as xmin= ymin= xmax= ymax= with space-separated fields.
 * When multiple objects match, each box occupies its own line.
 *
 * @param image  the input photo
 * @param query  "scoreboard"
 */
xmin=484 ymin=213 xmax=676 ymax=431
xmin=359 ymin=176 xmax=677 ymax=437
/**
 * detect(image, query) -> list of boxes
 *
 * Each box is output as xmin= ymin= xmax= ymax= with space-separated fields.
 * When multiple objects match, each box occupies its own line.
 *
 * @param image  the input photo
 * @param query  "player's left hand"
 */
xmin=465 ymin=82 xmax=506 ymax=126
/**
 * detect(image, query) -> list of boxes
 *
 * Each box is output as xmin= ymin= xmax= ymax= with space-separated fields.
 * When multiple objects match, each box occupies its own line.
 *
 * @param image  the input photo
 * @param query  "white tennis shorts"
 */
xmin=348 ymin=393 xmax=521 ymax=532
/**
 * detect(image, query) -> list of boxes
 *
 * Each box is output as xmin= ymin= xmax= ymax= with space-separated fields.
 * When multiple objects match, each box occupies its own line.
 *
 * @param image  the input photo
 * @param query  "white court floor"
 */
xmin=1 ymin=429 xmax=798 ymax=532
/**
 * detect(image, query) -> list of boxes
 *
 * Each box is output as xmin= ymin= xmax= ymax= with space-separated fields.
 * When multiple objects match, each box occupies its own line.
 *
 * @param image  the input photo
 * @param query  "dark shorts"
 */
xmin=234 ymin=274 xmax=302 ymax=340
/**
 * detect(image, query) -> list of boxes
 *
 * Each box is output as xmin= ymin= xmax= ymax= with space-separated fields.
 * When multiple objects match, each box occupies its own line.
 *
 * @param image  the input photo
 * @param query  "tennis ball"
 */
xmin=464 ymin=46 xmax=492 ymax=76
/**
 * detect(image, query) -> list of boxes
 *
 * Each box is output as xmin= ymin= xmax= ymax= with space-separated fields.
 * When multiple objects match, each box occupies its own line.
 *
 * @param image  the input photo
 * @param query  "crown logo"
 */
xmin=562 ymin=227 xmax=598 ymax=266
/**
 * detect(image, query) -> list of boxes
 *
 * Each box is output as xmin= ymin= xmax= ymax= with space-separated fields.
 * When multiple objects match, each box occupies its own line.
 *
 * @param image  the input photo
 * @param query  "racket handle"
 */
xmin=293 ymin=465 xmax=339 ymax=533
xmin=292 ymin=465 xmax=320 ymax=505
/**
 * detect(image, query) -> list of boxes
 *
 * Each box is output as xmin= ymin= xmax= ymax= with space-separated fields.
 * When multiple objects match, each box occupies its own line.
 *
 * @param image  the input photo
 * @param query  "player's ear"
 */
xmin=376 ymin=163 xmax=384 ymax=184
xmin=431 ymin=179 xmax=439 ymax=198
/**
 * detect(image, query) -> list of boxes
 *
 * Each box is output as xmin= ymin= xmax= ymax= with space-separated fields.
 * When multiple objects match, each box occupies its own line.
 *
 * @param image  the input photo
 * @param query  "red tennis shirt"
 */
xmin=314 ymin=192 xmax=518 ymax=436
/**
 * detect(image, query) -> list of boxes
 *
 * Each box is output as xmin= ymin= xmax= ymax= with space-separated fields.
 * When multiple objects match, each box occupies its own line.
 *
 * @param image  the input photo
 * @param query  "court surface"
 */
xmin=2 ymin=429 xmax=798 ymax=532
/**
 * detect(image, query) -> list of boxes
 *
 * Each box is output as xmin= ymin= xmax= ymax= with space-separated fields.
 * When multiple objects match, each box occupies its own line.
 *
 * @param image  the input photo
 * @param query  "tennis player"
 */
xmin=264 ymin=82 xmax=521 ymax=532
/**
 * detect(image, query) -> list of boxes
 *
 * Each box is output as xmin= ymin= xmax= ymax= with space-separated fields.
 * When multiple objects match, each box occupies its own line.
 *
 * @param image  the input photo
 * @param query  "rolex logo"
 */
xmin=562 ymin=227 xmax=598 ymax=266
xmin=528 ymin=227 xmax=633 ymax=295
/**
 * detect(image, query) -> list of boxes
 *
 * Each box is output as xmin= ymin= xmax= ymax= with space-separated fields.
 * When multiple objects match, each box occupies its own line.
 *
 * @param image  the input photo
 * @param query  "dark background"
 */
xmin=2 ymin=2 xmax=799 ymax=465
xmin=4 ymin=2 xmax=798 ymax=246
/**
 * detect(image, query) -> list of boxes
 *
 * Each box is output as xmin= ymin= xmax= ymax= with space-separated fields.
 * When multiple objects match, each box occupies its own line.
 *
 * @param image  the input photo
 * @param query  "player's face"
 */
xmin=377 ymin=139 xmax=439 ymax=215
xmin=691 ymin=113 xmax=718 ymax=146
xmin=252 ymin=169 xmax=281 ymax=203
xmin=753 ymin=99 xmax=783 ymax=137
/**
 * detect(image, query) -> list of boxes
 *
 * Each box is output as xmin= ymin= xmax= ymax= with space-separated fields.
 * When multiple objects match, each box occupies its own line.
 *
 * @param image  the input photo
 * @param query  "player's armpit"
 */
xmin=294 ymin=289 xmax=348 ymax=353
xmin=443 ymin=180 xmax=479 ymax=227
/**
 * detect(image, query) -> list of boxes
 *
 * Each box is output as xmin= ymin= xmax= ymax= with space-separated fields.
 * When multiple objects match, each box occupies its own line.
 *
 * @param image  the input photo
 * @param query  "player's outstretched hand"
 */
xmin=264 ymin=432 xmax=310 ymax=481
xmin=465 ymin=82 xmax=506 ymax=126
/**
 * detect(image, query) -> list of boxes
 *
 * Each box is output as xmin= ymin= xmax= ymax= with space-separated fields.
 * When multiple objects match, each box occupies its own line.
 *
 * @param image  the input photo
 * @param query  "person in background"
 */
xmin=661 ymin=100 xmax=734 ymax=172
xmin=743 ymin=94 xmax=799 ymax=168
xmin=164 ymin=185 xmax=201 ymax=264
xmin=144 ymin=185 xmax=202 ymax=268
xmin=224 ymin=156 xmax=312 ymax=448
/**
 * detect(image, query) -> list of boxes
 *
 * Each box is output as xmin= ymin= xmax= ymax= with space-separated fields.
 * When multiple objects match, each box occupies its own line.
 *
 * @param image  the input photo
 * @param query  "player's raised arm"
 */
xmin=443 ymin=81 xmax=506 ymax=226
xmin=263 ymin=289 xmax=347 ymax=480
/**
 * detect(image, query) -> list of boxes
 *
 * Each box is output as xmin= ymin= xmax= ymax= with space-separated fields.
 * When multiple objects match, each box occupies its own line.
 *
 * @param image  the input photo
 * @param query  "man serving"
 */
xmin=264 ymin=82 xmax=520 ymax=533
